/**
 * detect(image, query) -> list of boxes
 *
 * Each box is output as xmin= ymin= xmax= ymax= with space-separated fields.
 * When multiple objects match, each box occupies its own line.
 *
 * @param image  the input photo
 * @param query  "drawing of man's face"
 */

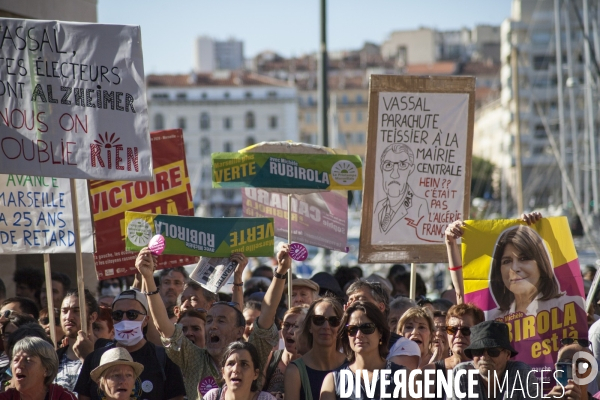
xmin=381 ymin=148 xmax=414 ymax=198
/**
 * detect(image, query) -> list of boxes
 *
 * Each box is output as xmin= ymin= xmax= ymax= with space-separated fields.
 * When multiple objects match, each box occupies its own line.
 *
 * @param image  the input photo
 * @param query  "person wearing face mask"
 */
xmin=74 ymin=289 xmax=186 ymax=400
xmin=99 ymin=279 xmax=123 ymax=299
xmin=136 ymin=246 xmax=288 ymax=400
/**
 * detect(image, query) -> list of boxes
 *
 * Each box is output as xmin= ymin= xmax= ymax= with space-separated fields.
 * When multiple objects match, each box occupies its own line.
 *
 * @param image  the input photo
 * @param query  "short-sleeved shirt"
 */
xmin=54 ymin=352 xmax=82 ymax=392
xmin=162 ymin=319 xmax=279 ymax=400
xmin=74 ymin=341 xmax=186 ymax=400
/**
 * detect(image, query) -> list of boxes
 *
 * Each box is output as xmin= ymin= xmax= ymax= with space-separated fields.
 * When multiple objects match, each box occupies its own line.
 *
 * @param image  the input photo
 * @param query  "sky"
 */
xmin=98 ymin=0 xmax=513 ymax=75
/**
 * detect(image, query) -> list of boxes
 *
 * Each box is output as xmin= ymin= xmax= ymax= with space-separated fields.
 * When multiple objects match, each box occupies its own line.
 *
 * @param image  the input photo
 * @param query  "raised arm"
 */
xmin=230 ymin=252 xmax=248 ymax=312
xmin=445 ymin=220 xmax=465 ymax=305
xmin=257 ymin=244 xmax=291 ymax=330
xmin=135 ymin=247 xmax=176 ymax=338
xmin=521 ymin=211 xmax=542 ymax=225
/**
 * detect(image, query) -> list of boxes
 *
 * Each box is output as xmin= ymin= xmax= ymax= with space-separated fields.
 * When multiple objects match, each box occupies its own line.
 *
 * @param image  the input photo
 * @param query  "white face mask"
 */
xmin=113 ymin=320 xmax=145 ymax=346
xmin=101 ymin=286 xmax=121 ymax=297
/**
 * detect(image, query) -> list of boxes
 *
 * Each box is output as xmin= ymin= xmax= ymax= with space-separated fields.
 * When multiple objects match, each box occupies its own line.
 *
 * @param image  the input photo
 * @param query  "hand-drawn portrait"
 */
xmin=372 ymin=143 xmax=429 ymax=236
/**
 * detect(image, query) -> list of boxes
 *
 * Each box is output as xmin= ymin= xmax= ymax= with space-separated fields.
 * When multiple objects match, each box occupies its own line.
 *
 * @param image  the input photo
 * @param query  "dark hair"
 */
xmin=393 ymin=272 xmax=427 ymax=298
xmin=1 ymin=297 xmax=39 ymax=319
xmin=251 ymin=266 xmax=273 ymax=278
xmin=490 ymin=225 xmax=561 ymax=311
xmin=446 ymin=303 xmax=485 ymax=326
xmin=2 ymin=312 xmax=37 ymax=332
xmin=159 ymin=267 xmax=189 ymax=282
xmin=177 ymin=308 xmax=207 ymax=323
xmin=339 ymin=301 xmax=389 ymax=362
xmin=7 ymin=323 xmax=52 ymax=357
xmin=333 ymin=266 xmax=360 ymax=292
xmin=299 ymin=296 xmax=343 ymax=348
xmin=186 ymin=280 xmax=218 ymax=303
xmin=431 ymin=299 xmax=454 ymax=312
xmin=387 ymin=264 xmax=407 ymax=281
xmin=13 ymin=267 xmax=44 ymax=290
xmin=243 ymin=301 xmax=262 ymax=313
xmin=346 ymin=280 xmax=390 ymax=317
xmin=63 ymin=289 xmax=100 ymax=319
xmin=51 ymin=272 xmax=71 ymax=292
xmin=0 ymin=278 xmax=6 ymax=302
xmin=221 ymin=341 xmax=262 ymax=392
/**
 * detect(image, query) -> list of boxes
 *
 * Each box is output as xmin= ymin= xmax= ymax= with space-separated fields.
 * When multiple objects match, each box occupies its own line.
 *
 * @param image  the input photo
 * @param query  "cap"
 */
xmin=112 ymin=289 xmax=149 ymax=313
xmin=291 ymin=279 xmax=319 ymax=292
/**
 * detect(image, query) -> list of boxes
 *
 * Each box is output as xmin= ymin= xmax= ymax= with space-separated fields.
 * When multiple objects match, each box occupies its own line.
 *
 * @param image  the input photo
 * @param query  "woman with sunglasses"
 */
xmin=320 ymin=301 xmax=407 ymax=400
xmin=422 ymin=303 xmax=484 ymax=399
xmin=263 ymin=306 xmax=308 ymax=397
xmin=396 ymin=307 xmax=437 ymax=369
xmin=284 ymin=297 xmax=346 ymax=400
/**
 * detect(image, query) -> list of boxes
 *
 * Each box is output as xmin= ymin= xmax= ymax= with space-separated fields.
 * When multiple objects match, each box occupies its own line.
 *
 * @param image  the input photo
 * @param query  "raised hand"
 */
xmin=276 ymin=244 xmax=292 ymax=275
xmin=135 ymin=247 xmax=155 ymax=279
xmin=445 ymin=220 xmax=465 ymax=245
xmin=521 ymin=211 xmax=542 ymax=225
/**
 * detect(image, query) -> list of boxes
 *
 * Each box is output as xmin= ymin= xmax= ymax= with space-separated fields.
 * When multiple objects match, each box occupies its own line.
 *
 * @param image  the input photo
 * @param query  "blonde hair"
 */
xmin=396 ymin=307 xmax=435 ymax=351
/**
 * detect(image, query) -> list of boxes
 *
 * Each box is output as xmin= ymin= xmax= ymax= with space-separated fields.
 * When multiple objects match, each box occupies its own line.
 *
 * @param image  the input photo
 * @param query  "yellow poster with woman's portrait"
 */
xmin=462 ymin=216 xmax=586 ymax=383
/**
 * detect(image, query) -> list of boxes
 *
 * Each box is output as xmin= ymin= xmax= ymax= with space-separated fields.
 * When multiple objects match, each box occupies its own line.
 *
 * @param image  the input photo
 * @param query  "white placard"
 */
xmin=0 ymin=174 xmax=93 ymax=253
xmin=0 ymin=18 xmax=152 ymax=180
xmin=190 ymin=257 xmax=236 ymax=294
xmin=371 ymin=92 xmax=469 ymax=245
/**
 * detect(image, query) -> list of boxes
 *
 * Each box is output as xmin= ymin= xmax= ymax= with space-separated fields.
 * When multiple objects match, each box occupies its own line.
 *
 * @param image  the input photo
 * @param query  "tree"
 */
xmin=470 ymin=156 xmax=495 ymax=199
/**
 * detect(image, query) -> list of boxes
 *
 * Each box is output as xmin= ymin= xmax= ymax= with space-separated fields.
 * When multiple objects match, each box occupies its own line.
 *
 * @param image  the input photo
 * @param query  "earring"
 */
xmin=379 ymin=340 xmax=382 ymax=345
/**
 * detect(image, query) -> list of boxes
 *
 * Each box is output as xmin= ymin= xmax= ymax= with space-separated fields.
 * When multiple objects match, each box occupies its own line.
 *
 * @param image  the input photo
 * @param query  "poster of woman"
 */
xmin=461 ymin=217 xmax=587 ymax=384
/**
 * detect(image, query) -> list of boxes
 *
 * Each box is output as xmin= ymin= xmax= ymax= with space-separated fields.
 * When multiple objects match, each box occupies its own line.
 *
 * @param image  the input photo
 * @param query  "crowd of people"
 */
xmin=0 ymin=213 xmax=597 ymax=399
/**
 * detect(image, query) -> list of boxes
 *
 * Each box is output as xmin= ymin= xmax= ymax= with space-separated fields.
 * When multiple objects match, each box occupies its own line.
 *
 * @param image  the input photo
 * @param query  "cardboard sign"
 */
xmin=0 ymin=175 xmax=92 ymax=253
xmin=125 ymin=211 xmax=275 ymax=257
xmin=462 ymin=217 xmax=586 ymax=385
xmin=91 ymin=129 xmax=194 ymax=279
xmin=0 ymin=18 xmax=152 ymax=180
xmin=359 ymin=75 xmax=475 ymax=263
xmin=212 ymin=152 xmax=363 ymax=191
xmin=242 ymin=188 xmax=348 ymax=252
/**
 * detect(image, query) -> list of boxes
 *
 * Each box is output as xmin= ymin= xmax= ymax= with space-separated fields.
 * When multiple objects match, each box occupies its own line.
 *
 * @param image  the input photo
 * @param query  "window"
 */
xmin=345 ymin=112 xmax=351 ymax=123
xmin=533 ymin=56 xmax=550 ymax=70
xmin=223 ymin=117 xmax=232 ymax=130
xmin=200 ymin=113 xmax=210 ymax=130
xmin=245 ymin=112 xmax=255 ymax=129
xmin=267 ymin=91 xmax=277 ymax=98
xmin=245 ymin=91 xmax=252 ymax=99
xmin=357 ymin=111 xmax=363 ymax=122
xmin=307 ymin=96 xmax=314 ymax=106
xmin=200 ymin=137 xmax=211 ymax=156
xmin=246 ymin=137 xmax=256 ymax=147
xmin=356 ymin=95 xmax=363 ymax=104
xmin=152 ymin=93 xmax=169 ymax=99
xmin=341 ymin=95 xmax=348 ymax=104
xmin=269 ymin=116 xmax=278 ymax=129
xmin=176 ymin=92 xmax=187 ymax=99
xmin=224 ymin=141 xmax=233 ymax=152
xmin=154 ymin=114 xmax=164 ymax=130
xmin=201 ymin=92 xmax=208 ymax=99
xmin=356 ymin=132 xmax=366 ymax=143
xmin=305 ymin=113 xmax=312 ymax=124
xmin=223 ymin=189 xmax=235 ymax=200
xmin=177 ymin=117 xmax=186 ymax=130
xmin=224 ymin=92 xmax=230 ymax=99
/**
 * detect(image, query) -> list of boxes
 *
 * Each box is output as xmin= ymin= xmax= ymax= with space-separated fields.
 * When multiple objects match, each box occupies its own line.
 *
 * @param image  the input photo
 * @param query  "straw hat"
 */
xmin=90 ymin=347 xmax=144 ymax=383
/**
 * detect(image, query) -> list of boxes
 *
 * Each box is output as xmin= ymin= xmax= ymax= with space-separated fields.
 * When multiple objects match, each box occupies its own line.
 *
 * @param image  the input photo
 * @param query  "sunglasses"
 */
xmin=312 ymin=315 xmax=341 ymax=327
xmin=470 ymin=348 xmax=503 ymax=358
xmin=561 ymin=338 xmax=591 ymax=347
xmin=446 ymin=326 xmax=472 ymax=336
xmin=346 ymin=323 xmax=377 ymax=337
xmin=112 ymin=309 xmax=147 ymax=322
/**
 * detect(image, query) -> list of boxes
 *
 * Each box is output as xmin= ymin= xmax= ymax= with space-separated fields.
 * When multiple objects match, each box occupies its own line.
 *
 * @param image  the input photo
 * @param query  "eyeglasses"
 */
xmin=282 ymin=322 xmax=299 ymax=330
xmin=470 ymin=348 xmax=503 ymax=358
xmin=346 ymin=323 xmax=377 ymax=336
xmin=382 ymin=160 xmax=411 ymax=171
xmin=446 ymin=326 xmax=472 ymax=336
xmin=112 ymin=310 xmax=147 ymax=322
xmin=312 ymin=315 xmax=341 ymax=327
xmin=561 ymin=338 xmax=591 ymax=347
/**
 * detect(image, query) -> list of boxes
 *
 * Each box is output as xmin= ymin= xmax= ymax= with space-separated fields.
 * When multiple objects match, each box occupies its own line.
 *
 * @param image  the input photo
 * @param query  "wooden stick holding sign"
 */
xmin=409 ymin=263 xmax=416 ymax=300
xmin=43 ymin=254 xmax=56 ymax=346
xmin=69 ymin=179 xmax=87 ymax=334
xmin=287 ymin=194 xmax=293 ymax=308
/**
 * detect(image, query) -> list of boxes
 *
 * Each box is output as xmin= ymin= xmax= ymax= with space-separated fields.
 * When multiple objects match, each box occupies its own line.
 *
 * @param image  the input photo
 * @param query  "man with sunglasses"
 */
xmin=135 ymin=245 xmax=289 ymax=400
xmin=452 ymin=320 xmax=541 ymax=400
xmin=74 ymin=289 xmax=186 ymax=400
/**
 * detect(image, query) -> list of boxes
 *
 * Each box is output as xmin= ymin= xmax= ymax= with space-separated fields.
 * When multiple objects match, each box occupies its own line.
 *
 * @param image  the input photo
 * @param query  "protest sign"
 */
xmin=125 ymin=211 xmax=275 ymax=257
xmin=359 ymin=76 xmax=475 ymax=263
xmin=242 ymin=188 xmax=348 ymax=252
xmin=189 ymin=257 xmax=236 ymax=294
xmin=212 ymin=152 xmax=363 ymax=191
xmin=0 ymin=18 xmax=152 ymax=180
xmin=91 ymin=129 xmax=194 ymax=279
xmin=0 ymin=175 xmax=92 ymax=253
xmin=462 ymin=217 xmax=586 ymax=384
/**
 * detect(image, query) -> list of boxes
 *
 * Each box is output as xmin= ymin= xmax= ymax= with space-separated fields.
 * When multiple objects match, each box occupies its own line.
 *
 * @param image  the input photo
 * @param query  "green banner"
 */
xmin=125 ymin=211 xmax=274 ymax=256
xmin=212 ymin=152 xmax=363 ymax=190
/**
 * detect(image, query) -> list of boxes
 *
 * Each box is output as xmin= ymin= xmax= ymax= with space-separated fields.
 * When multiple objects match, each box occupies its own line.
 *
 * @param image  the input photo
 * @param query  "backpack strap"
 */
xmin=262 ymin=349 xmax=284 ymax=391
xmin=291 ymin=358 xmax=312 ymax=400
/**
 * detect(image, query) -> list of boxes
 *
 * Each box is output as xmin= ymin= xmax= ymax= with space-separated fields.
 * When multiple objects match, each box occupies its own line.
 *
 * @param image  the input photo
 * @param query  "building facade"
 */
xmin=147 ymin=72 xmax=298 ymax=217
xmin=194 ymin=36 xmax=245 ymax=73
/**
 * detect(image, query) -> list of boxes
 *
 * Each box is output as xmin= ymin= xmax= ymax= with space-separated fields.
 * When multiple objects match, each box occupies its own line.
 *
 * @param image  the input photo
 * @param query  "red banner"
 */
xmin=91 ymin=129 xmax=195 ymax=279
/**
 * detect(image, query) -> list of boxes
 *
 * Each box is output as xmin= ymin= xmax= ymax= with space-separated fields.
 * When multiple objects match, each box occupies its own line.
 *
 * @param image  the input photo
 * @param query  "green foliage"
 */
xmin=471 ymin=156 xmax=495 ymax=199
